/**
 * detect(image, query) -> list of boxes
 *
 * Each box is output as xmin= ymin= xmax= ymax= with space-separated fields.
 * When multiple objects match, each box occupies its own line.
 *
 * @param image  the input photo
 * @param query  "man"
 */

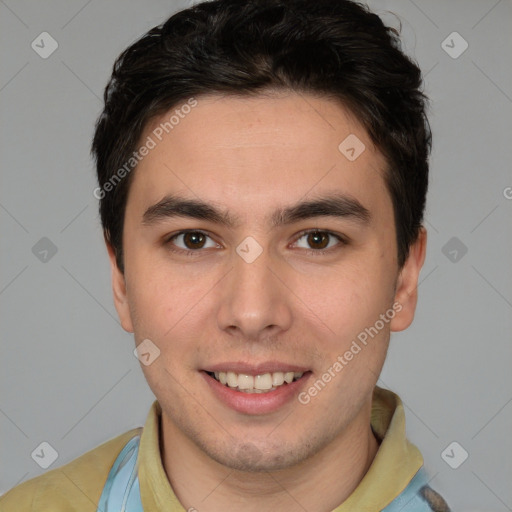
xmin=1 ymin=0 xmax=451 ymax=510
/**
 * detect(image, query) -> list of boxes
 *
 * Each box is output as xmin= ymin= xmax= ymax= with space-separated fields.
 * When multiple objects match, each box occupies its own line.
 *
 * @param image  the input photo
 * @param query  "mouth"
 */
xmin=204 ymin=370 xmax=310 ymax=394
xmin=201 ymin=366 xmax=313 ymax=415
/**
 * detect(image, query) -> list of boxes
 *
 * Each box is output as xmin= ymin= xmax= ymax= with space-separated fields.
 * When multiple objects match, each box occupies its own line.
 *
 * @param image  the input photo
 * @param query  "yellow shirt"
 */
xmin=0 ymin=387 xmax=432 ymax=511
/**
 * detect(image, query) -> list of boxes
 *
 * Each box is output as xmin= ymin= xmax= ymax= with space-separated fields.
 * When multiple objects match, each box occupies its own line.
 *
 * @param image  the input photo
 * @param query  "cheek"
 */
xmin=316 ymin=259 xmax=381 ymax=308
xmin=300 ymin=259 xmax=395 ymax=351
xmin=125 ymin=253 xmax=217 ymax=344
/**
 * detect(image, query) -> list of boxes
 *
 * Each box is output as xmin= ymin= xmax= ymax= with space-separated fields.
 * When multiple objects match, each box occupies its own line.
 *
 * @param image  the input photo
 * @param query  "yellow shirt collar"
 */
xmin=137 ymin=386 xmax=423 ymax=511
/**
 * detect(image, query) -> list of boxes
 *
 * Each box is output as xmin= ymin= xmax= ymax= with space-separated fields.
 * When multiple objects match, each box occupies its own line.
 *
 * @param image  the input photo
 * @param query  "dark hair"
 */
xmin=92 ymin=0 xmax=431 ymax=273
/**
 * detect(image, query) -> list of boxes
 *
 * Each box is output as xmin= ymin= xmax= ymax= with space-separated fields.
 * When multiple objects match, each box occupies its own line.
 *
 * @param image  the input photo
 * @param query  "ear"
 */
xmin=106 ymin=237 xmax=134 ymax=333
xmin=390 ymin=226 xmax=427 ymax=332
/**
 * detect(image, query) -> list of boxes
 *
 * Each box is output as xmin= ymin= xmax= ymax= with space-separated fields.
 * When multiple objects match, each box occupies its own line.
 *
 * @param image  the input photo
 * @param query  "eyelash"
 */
xmin=164 ymin=229 xmax=347 ymax=258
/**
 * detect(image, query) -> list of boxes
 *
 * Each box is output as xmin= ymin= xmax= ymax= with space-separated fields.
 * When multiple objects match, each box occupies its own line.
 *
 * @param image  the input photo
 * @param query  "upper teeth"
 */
xmin=213 ymin=371 xmax=304 ymax=392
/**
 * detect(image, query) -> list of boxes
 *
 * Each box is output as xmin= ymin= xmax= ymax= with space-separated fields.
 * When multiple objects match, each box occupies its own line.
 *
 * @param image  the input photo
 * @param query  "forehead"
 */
xmin=128 ymin=92 xmax=391 ymax=222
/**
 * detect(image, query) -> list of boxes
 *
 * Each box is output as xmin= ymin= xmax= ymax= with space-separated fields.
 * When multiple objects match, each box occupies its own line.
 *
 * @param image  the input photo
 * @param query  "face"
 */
xmin=108 ymin=92 xmax=426 ymax=472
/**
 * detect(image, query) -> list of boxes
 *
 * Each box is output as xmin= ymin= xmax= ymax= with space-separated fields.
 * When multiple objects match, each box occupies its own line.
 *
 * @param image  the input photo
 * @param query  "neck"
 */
xmin=160 ymin=401 xmax=379 ymax=512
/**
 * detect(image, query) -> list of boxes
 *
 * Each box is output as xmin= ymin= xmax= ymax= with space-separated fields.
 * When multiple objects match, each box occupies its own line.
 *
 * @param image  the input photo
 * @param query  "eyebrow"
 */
xmin=142 ymin=192 xmax=371 ymax=228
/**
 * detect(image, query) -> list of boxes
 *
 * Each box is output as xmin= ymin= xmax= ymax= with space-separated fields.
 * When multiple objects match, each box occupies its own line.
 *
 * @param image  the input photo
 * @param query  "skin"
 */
xmin=107 ymin=91 xmax=427 ymax=511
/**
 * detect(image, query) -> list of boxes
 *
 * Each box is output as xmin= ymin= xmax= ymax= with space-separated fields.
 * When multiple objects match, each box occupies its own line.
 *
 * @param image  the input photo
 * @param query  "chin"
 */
xmin=202 ymin=437 xmax=316 ymax=473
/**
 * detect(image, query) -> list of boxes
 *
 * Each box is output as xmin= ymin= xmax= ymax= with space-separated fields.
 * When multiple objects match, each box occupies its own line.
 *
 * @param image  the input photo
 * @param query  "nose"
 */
xmin=216 ymin=246 xmax=293 ymax=342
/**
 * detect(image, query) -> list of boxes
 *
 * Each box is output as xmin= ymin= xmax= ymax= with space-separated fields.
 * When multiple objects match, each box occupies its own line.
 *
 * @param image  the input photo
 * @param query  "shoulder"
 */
xmin=383 ymin=468 xmax=452 ymax=512
xmin=418 ymin=485 xmax=451 ymax=512
xmin=0 ymin=428 xmax=142 ymax=512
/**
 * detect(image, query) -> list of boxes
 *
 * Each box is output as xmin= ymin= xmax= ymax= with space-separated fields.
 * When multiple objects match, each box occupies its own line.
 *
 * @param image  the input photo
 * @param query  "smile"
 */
xmin=206 ymin=371 xmax=306 ymax=393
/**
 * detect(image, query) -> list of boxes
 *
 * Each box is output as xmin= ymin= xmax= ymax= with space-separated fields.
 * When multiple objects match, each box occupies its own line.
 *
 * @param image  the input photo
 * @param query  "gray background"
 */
xmin=1 ymin=0 xmax=511 ymax=510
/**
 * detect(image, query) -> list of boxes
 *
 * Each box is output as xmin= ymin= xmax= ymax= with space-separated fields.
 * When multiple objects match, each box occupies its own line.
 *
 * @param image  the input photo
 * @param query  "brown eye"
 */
xmin=306 ymin=231 xmax=330 ymax=250
xmin=182 ymin=231 xmax=207 ymax=249
xmin=293 ymin=230 xmax=346 ymax=255
xmin=167 ymin=231 xmax=218 ymax=254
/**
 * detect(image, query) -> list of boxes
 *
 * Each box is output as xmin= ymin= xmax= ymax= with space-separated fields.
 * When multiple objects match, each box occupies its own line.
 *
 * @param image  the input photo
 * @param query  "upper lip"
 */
xmin=203 ymin=362 xmax=311 ymax=375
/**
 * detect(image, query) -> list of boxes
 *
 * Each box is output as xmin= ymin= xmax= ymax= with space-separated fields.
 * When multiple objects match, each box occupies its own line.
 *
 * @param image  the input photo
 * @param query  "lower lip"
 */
xmin=201 ymin=371 xmax=312 ymax=415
